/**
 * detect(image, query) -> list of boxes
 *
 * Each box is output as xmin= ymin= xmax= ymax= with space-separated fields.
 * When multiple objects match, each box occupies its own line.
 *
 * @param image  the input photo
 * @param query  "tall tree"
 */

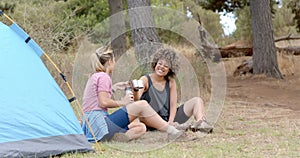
xmin=108 ymin=0 xmax=127 ymax=60
xmin=198 ymin=0 xmax=283 ymax=79
xmin=250 ymin=0 xmax=282 ymax=79
xmin=126 ymin=0 xmax=161 ymax=65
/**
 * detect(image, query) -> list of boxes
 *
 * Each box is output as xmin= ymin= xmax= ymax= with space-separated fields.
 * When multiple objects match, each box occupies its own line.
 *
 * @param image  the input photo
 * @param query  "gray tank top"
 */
xmin=140 ymin=75 xmax=170 ymax=117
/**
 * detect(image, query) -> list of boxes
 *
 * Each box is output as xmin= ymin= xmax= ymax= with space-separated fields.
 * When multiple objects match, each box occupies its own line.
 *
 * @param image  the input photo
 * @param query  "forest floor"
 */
xmin=66 ymin=55 xmax=299 ymax=158
xmin=55 ymin=37 xmax=300 ymax=157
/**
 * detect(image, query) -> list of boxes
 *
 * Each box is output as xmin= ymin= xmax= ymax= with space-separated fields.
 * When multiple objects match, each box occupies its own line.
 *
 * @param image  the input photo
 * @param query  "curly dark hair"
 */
xmin=150 ymin=48 xmax=180 ymax=79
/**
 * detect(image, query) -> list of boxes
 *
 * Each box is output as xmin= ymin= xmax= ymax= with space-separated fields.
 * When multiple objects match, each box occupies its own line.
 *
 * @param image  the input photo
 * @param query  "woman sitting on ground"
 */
xmin=133 ymin=48 xmax=213 ymax=133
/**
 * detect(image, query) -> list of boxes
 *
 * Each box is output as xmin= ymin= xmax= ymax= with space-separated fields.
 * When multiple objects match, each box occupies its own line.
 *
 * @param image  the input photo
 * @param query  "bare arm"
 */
xmin=133 ymin=76 xmax=148 ymax=101
xmin=168 ymin=78 xmax=178 ymax=123
xmin=98 ymin=91 xmax=133 ymax=108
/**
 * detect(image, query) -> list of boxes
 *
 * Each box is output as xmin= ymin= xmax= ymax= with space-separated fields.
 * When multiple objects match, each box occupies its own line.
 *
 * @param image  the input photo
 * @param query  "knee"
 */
xmin=137 ymin=122 xmax=147 ymax=134
xmin=136 ymin=100 xmax=149 ymax=107
xmin=141 ymin=123 xmax=147 ymax=134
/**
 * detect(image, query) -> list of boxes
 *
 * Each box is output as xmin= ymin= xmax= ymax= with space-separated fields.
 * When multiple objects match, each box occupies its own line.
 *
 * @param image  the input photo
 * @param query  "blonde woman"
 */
xmin=81 ymin=47 xmax=187 ymax=142
xmin=133 ymin=48 xmax=213 ymax=133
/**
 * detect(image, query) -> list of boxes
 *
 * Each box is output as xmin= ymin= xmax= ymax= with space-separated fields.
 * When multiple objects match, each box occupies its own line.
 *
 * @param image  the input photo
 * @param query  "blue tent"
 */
xmin=0 ymin=17 xmax=93 ymax=156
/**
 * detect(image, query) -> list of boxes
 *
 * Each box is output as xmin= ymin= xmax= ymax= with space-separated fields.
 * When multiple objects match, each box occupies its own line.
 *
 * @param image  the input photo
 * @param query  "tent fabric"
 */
xmin=0 ymin=21 xmax=93 ymax=157
xmin=9 ymin=23 xmax=44 ymax=57
xmin=0 ymin=134 xmax=91 ymax=157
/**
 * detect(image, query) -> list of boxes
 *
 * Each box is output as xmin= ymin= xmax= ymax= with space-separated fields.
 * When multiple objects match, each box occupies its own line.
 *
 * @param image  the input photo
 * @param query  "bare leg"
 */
xmin=183 ymin=97 xmax=205 ymax=121
xmin=125 ymin=100 xmax=198 ymax=141
xmin=183 ymin=97 xmax=213 ymax=133
xmin=125 ymin=100 xmax=172 ymax=132
xmin=125 ymin=122 xmax=146 ymax=140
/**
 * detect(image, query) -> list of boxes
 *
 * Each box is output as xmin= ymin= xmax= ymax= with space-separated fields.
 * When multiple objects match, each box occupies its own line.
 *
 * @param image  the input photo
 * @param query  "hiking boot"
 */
xmin=172 ymin=122 xmax=192 ymax=131
xmin=168 ymin=131 xmax=198 ymax=142
xmin=110 ymin=133 xmax=130 ymax=142
xmin=189 ymin=120 xmax=213 ymax=133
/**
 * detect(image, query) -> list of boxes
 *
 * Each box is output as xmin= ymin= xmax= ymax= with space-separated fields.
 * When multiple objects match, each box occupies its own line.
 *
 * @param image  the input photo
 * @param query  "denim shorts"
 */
xmin=101 ymin=106 xmax=130 ymax=141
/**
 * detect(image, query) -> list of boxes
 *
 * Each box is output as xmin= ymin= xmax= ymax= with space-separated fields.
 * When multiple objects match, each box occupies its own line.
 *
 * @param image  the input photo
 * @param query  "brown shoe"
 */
xmin=189 ymin=120 xmax=213 ymax=133
xmin=111 ymin=133 xmax=130 ymax=142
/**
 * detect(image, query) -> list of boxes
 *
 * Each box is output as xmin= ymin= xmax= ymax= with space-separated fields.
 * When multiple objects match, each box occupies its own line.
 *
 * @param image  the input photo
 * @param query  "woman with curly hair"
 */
xmin=133 ymin=48 xmax=213 ymax=133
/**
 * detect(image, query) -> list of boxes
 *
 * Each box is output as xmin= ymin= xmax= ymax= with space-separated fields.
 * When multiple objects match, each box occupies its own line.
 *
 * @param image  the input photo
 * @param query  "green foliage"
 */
xmin=152 ymin=0 xmax=184 ymax=10
xmin=1 ymin=0 xmax=226 ymax=51
xmin=273 ymin=0 xmax=298 ymax=36
xmin=0 ymin=0 xmax=111 ymax=53
xmin=151 ymin=3 xmax=187 ymax=44
xmin=184 ymin=0 xmax=224 ymax=44
xmin=89 ymin=19 xmax=111 ymax=44
xmin=288 ymin=0 xmax=300 ymax=32
xmin=2 ymin=0 xmax=69 ymax=53
xmin=232 ymin=6 xmax=252 ymax=43
xmin=213 ymin=0 xmax=298 ymax=44
xmin=58 ymin=0 xmax=110 ymax=29
xmin=196 ymin=0 xmax=282 ymax=44
xmin=197 ymin=0 xmax=248 ymax=12
xmin=151 ymin=0 xmax=224 ymax=45
xmin=51 ymin=0 xmax=111 ymax=47
xmin=0 ymin=1 xmax=16 ymax=13
xmin=197 ymin=0 xmax=278 ymax=14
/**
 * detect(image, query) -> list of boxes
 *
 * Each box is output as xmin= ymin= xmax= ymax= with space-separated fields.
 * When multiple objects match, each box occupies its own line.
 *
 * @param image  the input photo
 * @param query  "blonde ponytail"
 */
xmin=90 ymin=46 xmax=114 ymax=72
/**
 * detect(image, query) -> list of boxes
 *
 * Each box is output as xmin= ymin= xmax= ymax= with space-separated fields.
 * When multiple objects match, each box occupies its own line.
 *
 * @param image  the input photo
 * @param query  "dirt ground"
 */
xmin=105 ymin=55 xmax=300 ymax=155
xmin=55 ymin=39 xmax=299 ymax=157
xmin=227 ymin=74 xmax=300 ymax=112
xmin=224 ymin=54 xmax=300 ymax=113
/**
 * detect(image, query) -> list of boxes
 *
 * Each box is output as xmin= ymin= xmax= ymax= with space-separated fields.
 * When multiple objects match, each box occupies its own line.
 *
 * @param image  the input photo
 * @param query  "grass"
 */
xmin=57 ymin=101 xmax=299 ymax=158
xmin=48 ymin=42 xmax=299 ymax=158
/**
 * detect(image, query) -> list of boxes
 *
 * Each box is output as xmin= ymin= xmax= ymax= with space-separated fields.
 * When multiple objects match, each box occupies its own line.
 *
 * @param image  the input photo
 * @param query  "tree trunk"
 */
xmin=108 ymin=0 xmax=127 ymax=60
xmin=249 ymin=0 xmax=283 ymax=79
xmin=126 ymin=0 xmax=161 ymax=67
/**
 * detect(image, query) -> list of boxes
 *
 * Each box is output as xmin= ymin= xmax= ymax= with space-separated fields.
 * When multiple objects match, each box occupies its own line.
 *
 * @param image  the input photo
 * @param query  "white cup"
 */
xmin=132 ymin=79 xmax=144 ymax=89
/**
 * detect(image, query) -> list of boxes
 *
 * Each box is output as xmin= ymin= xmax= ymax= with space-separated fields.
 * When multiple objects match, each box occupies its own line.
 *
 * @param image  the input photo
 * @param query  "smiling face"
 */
xmin=150 ymin=48 xmax=179 ymax=79
xmin=154 ymin=59 xmax=170 ymax=77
